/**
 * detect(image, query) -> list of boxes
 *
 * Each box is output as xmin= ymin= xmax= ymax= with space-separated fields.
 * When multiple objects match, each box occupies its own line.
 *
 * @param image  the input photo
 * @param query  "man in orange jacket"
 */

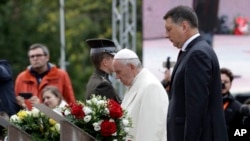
xmin=15 ymin=43 xmax=75 ymax=110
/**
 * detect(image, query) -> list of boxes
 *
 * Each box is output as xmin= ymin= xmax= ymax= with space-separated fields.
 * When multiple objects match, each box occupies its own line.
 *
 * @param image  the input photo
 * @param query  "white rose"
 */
xmin=10 ymin=115 xmax=20 ymax=122
xmin=124 ymin=127 xmax=130 ymax=133
xmin=55 ymin=123 xmax=60 ymax=133
xmin=104 ymin=108 xmax=110 ymax=114
xmin=122 ymin=119 xmax=129 ymax=126
xmin=97 ymin=100 xmax=105 ymax=106
xmin=112 ymin=132 xmax=117 ymax=136
xmin=94 ymin=125 xmax=101 ymax=131
xmin=84 ymin=115 xmax=92 ymax=123
xmin=92 ymin=122 xmax=99 ymax=127
xmin=31 ymin=107 xmax=40 ymax=117
xmin=64 ymin=109 xmax=71 ymax=116
xmin=93 ymin=121 xmax=102 ymax=131
xmin=83 ymin=107 xmax=92 ymax=115
xmin=91 ymin=97 xmax=98 ymax=104
xmin=86 ymin=100 xmax=91 ymax=105
xmin=93 ymin=122 xmax=101 ymax=131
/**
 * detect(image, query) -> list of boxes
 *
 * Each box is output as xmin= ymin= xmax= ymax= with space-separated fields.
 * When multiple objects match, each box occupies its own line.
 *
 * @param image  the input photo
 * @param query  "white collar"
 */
xmin=181 ymin=33 xmax=200 ymax=51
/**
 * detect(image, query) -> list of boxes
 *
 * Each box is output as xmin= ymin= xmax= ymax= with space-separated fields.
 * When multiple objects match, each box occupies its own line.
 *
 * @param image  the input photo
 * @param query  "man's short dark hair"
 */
xmin=220 ymin=67 xmax=234 ymax=82
xmin=163 ymin=5 xmax=199 ymax=28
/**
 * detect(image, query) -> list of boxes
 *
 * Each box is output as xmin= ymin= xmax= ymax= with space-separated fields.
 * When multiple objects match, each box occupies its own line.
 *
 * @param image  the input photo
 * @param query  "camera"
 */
xmin=162 ymin=80 xmax=170 ymax=88
xmin=221 ymin=83 xmax=226 ymax=89
xmin=240 ymin=104 xmax=250 ymax=116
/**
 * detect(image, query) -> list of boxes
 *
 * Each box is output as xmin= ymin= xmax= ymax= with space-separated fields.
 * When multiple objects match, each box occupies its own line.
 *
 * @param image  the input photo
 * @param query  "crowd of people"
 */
xmin=0 ymin=5 xmax=249 ymax=141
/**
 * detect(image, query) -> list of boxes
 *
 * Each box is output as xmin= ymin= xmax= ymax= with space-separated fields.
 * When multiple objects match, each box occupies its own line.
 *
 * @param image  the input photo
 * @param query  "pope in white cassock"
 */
xmin=112 ymin=48 xmax=169 ymax=141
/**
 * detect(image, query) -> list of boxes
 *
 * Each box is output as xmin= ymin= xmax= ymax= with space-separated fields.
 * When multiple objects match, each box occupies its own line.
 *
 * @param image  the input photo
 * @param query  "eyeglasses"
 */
xmin=29 ymin=54 xmax=46 ymax=59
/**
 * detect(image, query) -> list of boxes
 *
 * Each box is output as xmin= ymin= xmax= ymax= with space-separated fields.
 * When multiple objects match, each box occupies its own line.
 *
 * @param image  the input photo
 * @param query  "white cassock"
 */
xmin=122 ymin=68 xmax=169 ymax=141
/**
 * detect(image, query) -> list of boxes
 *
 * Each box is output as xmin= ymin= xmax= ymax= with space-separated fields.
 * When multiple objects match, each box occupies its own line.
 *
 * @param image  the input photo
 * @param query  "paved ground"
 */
xmin=143 ymin=35 xmax=250 ymax=94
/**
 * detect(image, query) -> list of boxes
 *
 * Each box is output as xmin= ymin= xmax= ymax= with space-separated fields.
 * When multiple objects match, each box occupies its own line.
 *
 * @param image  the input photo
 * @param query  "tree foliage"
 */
xmin=0 ymin=0 xmax=142 ymax=100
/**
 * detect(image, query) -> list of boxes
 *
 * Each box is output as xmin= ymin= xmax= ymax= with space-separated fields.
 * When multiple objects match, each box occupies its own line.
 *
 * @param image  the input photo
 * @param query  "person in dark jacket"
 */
xmin=163 ymin=5 xmax=228 ymax=141
xmin=221 ymin=67 xmax=244 ymax=140
xmin=0 ymin=60 xmax=20 ymax=140
xmin=85 ymin=39 xmax=121 ymax=103
xmin=240 ymin=99 xmax=250 ymax=139
xmin=0 ymin=59 xmax=20 ymax=117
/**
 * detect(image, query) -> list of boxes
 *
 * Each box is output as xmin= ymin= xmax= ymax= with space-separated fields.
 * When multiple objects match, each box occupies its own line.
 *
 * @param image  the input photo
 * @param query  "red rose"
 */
xmin=108 ymin=99 xmax=123 ymax=118
xmin=100 ymin=120 xmax=117 ymax=136
xmin=70 ymin=103 xmax=85 ymax=119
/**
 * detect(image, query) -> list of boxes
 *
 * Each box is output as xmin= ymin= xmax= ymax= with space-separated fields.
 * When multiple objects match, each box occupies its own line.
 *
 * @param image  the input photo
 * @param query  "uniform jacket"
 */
xmin=122 ymin=68 xmax=168 ymax=141
xmin=86 ymin=69 xmax=121 ymax=103
xmin=15 ymin=63 xmax=75 ymax=110
xmin=167 ymin=36 xmax=228 ymax=141
xmin=0 ymin=60 xmax=20 ymax=116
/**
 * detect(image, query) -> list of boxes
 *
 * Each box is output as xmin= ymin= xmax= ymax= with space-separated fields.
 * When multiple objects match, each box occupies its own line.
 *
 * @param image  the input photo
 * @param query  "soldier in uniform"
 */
xmin=85 ymin=39 xmax=121 ymax=103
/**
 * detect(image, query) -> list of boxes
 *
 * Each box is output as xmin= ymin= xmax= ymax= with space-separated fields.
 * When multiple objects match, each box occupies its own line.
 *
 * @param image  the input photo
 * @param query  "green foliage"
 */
xmin=0 ymin=0 xmax=142 ymax=101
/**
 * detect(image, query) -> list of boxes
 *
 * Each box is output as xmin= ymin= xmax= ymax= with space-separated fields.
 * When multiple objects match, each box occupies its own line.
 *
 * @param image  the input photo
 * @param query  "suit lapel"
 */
xmin=169 ymin=36 xmax=203 ymax=95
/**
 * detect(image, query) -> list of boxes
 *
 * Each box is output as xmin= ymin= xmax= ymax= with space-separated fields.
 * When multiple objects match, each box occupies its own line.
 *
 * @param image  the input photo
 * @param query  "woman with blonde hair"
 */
xmin=41 ymin=85 xmax=68 ymax=113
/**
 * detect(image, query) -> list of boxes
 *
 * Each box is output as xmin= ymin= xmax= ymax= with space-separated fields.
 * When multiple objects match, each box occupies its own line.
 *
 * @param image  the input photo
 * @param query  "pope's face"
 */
xmin=112 ymin=59 xmax=134 ymax=86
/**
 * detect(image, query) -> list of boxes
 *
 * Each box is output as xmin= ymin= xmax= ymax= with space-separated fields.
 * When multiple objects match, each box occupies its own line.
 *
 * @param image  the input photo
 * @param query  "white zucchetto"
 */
xmin=114 ymin=48 xmax=138 ymax=59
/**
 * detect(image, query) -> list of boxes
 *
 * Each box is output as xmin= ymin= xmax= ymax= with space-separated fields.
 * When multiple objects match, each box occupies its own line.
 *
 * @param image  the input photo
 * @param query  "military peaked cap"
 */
xmin=86 ymin=39 xmax=117 ymax=56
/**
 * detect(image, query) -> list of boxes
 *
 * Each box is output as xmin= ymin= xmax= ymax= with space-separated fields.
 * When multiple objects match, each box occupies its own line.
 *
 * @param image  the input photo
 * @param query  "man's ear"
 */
xmin=182 ymin=20 xmax=192 ymax=33
xmin=128 ymin=63 xmax=135 ymax=70
xmin=46 ymin=55 xmax=50 ymax=62
xmin=102 ymin=58 xmax=108 ymax=66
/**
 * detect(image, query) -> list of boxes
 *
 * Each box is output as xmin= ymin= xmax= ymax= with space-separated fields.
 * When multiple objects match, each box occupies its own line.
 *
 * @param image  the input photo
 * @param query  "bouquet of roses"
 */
xmin=61 ymin=95 xmax=133 ymax=141
xmin=9 ymin=108 xmax=60 ymax=141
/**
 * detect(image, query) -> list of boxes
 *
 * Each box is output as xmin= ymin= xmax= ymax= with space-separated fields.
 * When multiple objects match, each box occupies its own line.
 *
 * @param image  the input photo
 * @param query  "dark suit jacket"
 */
xmin=167 ymin=36 xmax=228 ymax=141
xmin=86 ymin=69 xmax=121 ymax=103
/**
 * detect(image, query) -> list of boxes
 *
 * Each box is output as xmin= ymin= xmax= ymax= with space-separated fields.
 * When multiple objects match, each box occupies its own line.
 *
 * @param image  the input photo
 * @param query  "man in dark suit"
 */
xmin=85 ymin=39 xmax=121 ymax=103
xmin=163 ymin=5 xmax=228 ymax=141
